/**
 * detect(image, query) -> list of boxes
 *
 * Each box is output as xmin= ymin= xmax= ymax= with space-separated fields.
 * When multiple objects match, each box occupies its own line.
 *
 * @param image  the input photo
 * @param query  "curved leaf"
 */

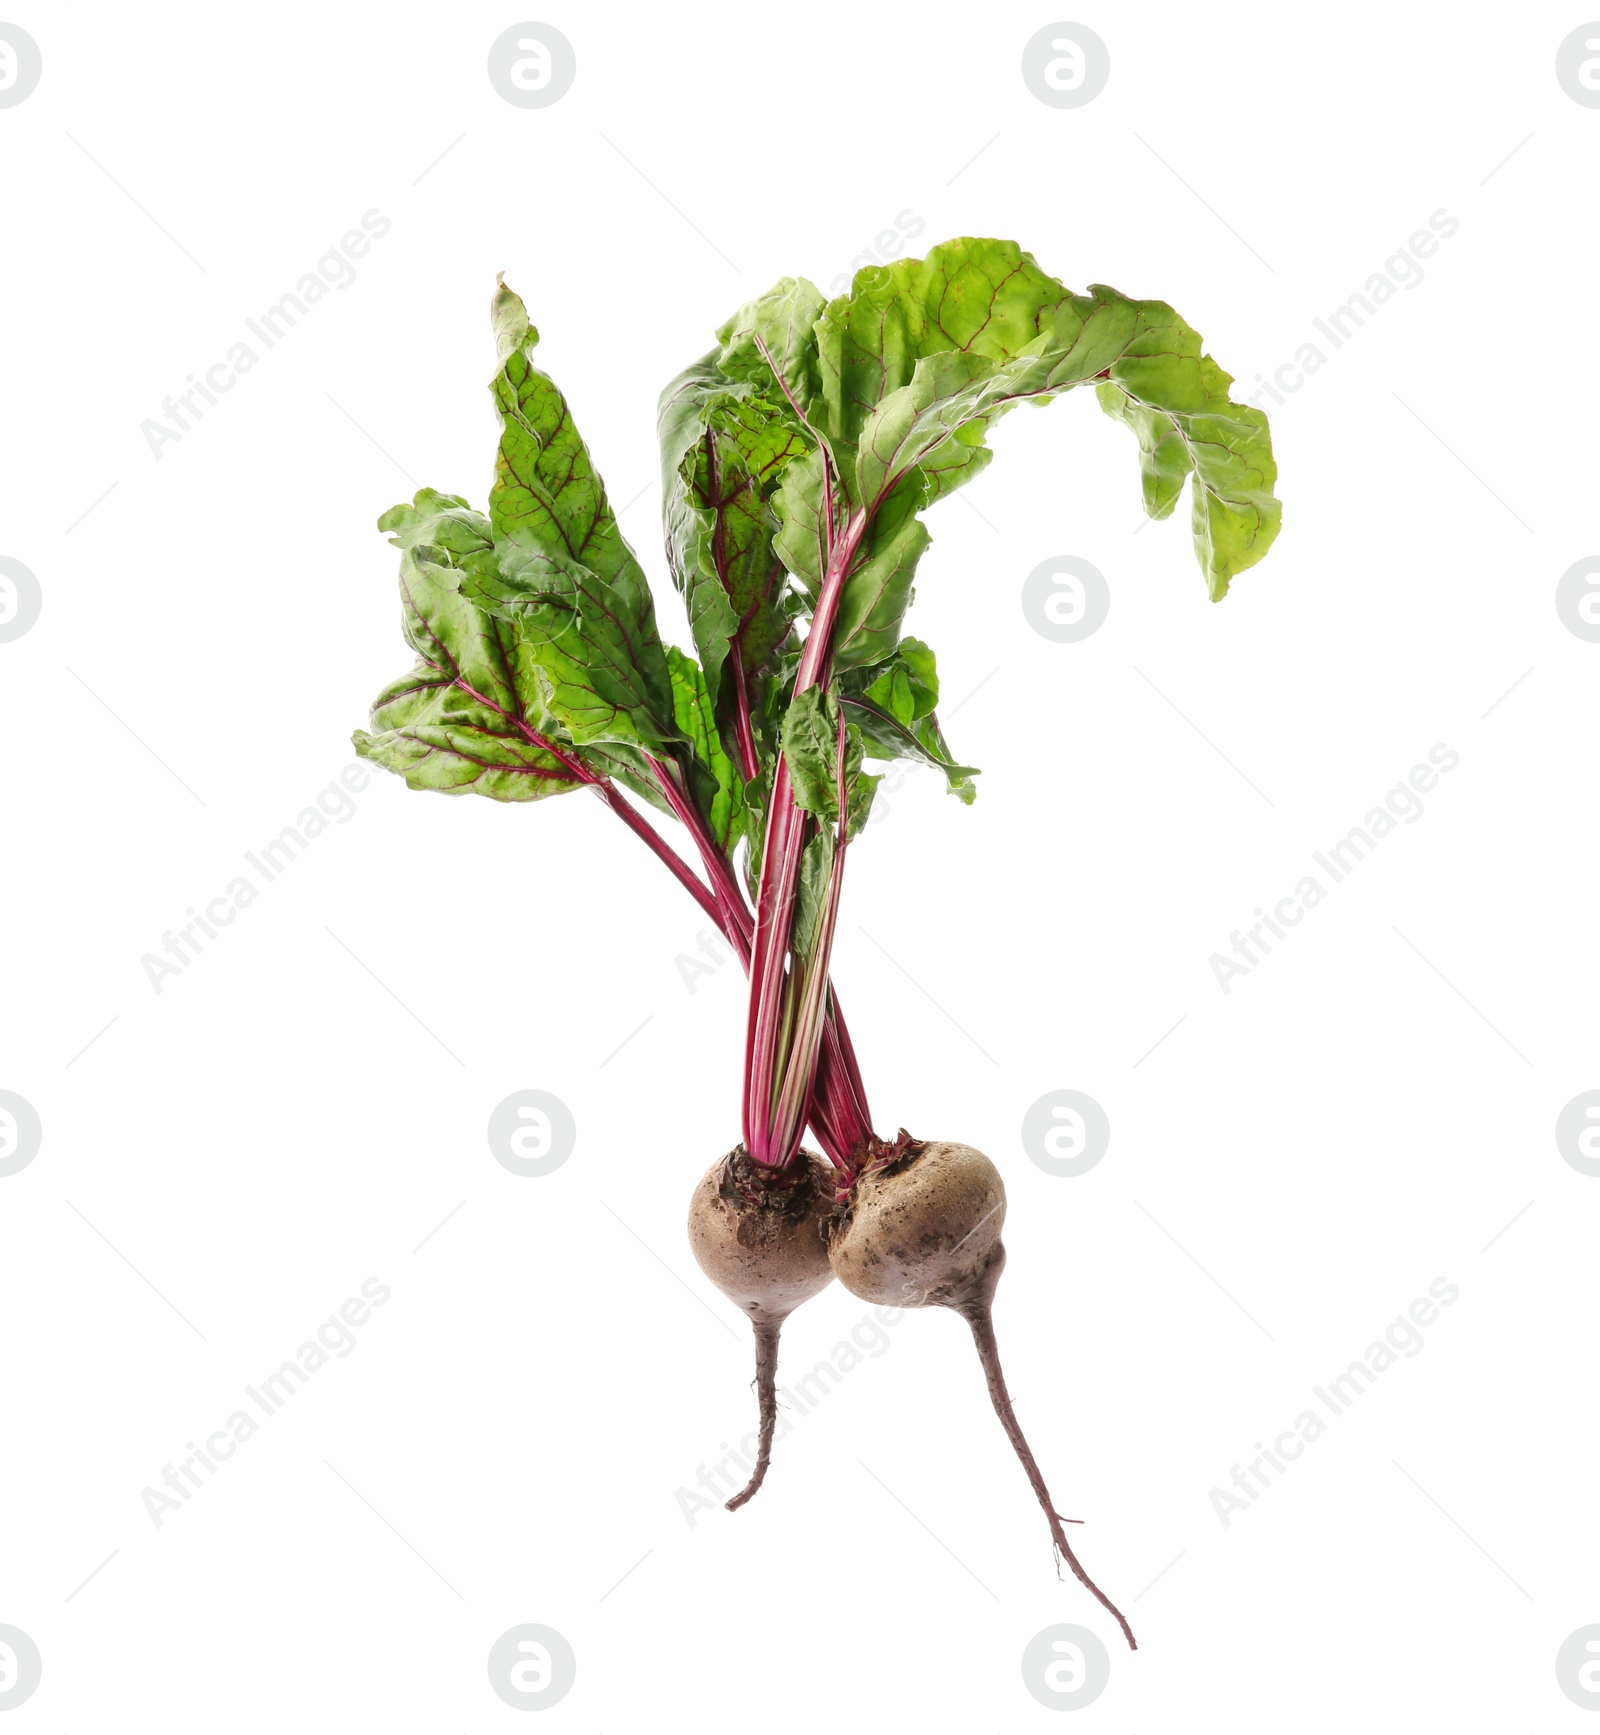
xmin=1093 ymin=301 xmax=1280 ymax=599
xmin=354 ymin=542 xmax=584 ymax=803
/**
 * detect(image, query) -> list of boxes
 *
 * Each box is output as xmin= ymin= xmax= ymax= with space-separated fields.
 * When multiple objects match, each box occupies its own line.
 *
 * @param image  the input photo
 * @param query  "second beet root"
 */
xmin=828 ymin=1138 xmax=1136 ymax=1650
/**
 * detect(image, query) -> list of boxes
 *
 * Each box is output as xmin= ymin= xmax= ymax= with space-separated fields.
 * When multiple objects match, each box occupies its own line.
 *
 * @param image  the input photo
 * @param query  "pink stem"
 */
xmin=768 ymin=709 xmax=852 ymax=1155
xmin=823 ymin=988 xmax=871 ymax=1135
xmin=589 ymin=781 xmax=727 ymax=931
xmin=743 ymin=512 xmax=867 ymax=1166
xmin=646 ymin=755 xmax=869 ymax=1170
xmin=728 ymin=653 xmax=760 ymax=784
xmin=647 ymin=756 xmax=754 ymax=962
xmin=452 ymin=631 xmax=873 ymax=1167
xmin=446 ymin=669 xmax=731 ymax=934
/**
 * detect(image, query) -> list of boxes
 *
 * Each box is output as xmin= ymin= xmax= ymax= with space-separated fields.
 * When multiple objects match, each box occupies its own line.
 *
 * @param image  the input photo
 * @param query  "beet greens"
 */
xmin=353 ymin=237 xmax=1280 ymax=1649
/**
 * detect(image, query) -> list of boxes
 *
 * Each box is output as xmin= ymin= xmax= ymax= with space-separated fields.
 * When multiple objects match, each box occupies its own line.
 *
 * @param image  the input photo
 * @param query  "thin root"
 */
xmin=726 ymin=1316 xmax=783 ymax=1512
xmin=955 ymin=1260 xmax=1137 ymax=1651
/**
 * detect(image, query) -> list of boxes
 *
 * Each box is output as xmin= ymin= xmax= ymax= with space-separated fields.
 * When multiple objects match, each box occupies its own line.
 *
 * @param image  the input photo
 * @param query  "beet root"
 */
xmin=828 ymin=1138 xmax=1136 ymax=1650
xmin=687 ymin=1146 xmax=836 ymax=1510
xmin=827 ymin=1139 xmax=1004 ymax=1308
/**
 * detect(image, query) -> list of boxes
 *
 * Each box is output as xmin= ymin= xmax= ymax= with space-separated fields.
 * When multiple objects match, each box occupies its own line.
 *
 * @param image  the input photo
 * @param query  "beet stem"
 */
xmin=957 ymin=1298 xmax=1137 ymax=1651
xmin=725 ymin=1317 xmax=784 ymax=1512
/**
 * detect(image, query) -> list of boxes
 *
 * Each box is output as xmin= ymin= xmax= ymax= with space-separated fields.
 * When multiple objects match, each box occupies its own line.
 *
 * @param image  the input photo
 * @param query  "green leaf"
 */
xmin=354 ymin=541 xmax=585 ymax=803
xmin=872 ymin=637 xmax=940 ymax=720
xmin=831 ymin=482 xmax=932 ymax=672
xmin=846 ymin=767 xmax=882 ymax=837
xmin=850 ymin=348 xmax=1000 ymax=510
xmin=787 ymin=767 xmax=880 ymax=955
xmin=658 ymin=357 xmax=810 ymax=703
xmin=377 ymin=488 xmax=483 ymax=551
xmin=843 ymin=693 xmax=978 ymax=804
xmin=1094 ymin=306 xmax=1280 ymax=599
xmin=665 ymin=646 xmax=747 ymax=852
xmin=460 ymin=535 xmax=680 ymax=753
xmin=791 ymin=828 xmax=835 ymax=960
xmin=658 ymin=359 xmax=744 ymax=699
xmin=771 ymin=445 xmax=834 ymax=606
xmin=870 ymin=661 xmax=916 ymax=725
xmin=714 ymin=277 xmax=828 ymax=422
xmin=359 ymin=244 xmax=1278 ymax=856
xmin=845 ymin=283 xmax=1147 ymax=514
xmin=801 ymin=241 xmax=1279 ymax=605
xmin=845 ymin=638 xmax=970 ymax=795
xmin=487 ymin=277 xmax=648 ymax=590
xmin=781 ymin=686 xmax=866 ymax=824
xmin=476 ymin=280 xmax=700 ymax=736
xmin=741 ymin=759 xmax=772 ymax=890
xmin=815 ymin=239 xmax=1070 ymax=450
xmin=352 ymin=704 xmax=578 ymax=801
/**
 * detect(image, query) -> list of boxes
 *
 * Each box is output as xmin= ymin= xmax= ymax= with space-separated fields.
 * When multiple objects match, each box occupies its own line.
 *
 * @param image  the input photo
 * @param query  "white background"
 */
xmin=2 ymin=1 xmax=1597 ymax=1727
